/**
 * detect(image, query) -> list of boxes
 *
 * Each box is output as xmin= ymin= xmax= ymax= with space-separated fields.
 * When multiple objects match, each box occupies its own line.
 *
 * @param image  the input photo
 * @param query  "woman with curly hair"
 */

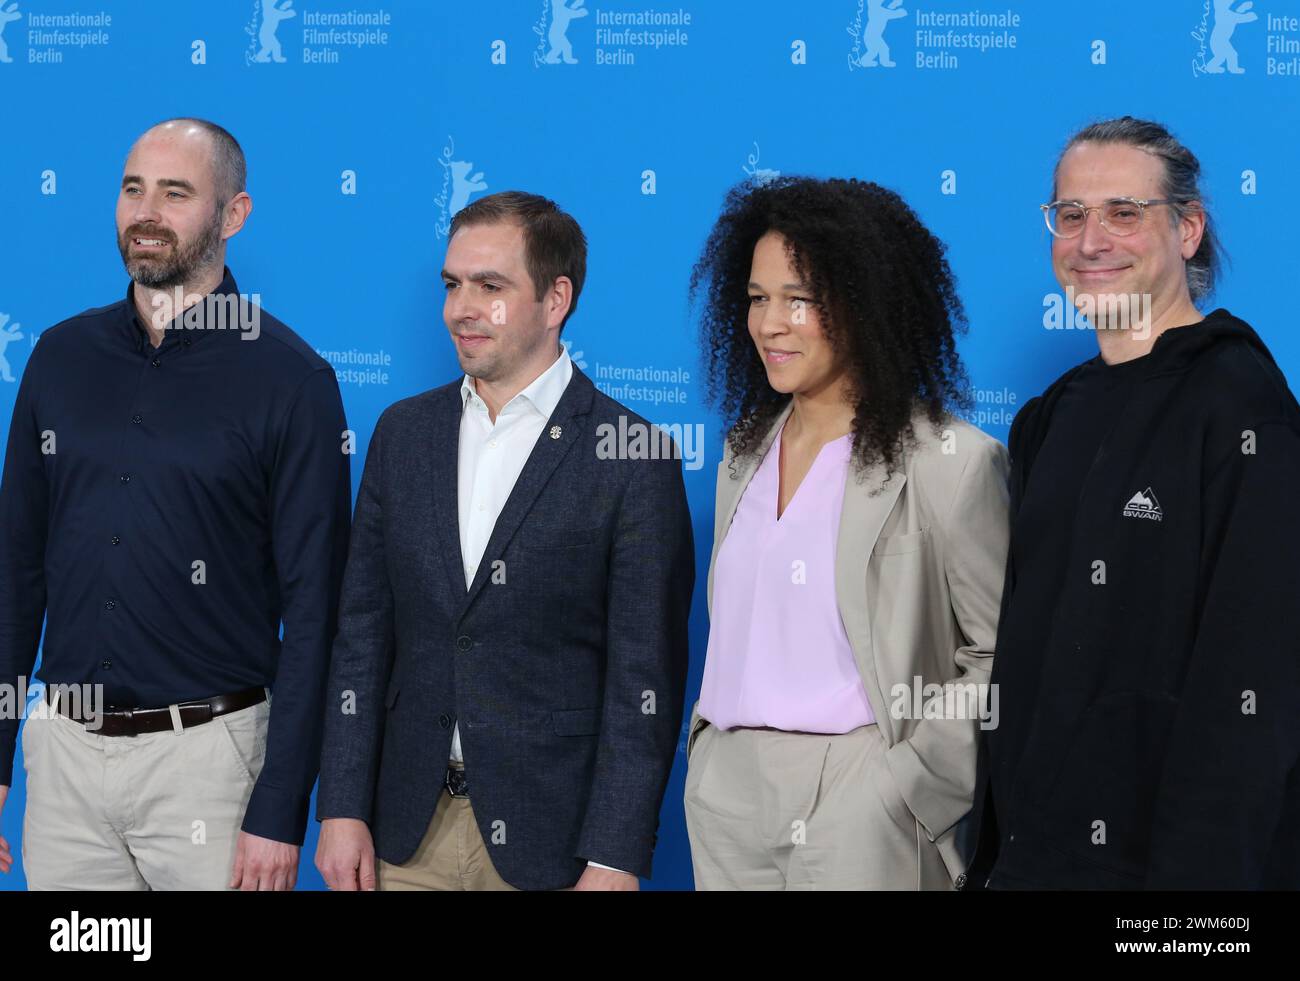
xmin=682 ymin=176 xmax=1010 ymax=890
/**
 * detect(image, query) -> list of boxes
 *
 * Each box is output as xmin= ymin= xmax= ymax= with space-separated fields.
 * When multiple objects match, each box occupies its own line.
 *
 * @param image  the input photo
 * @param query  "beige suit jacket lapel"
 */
xmin=835 ymin=456 xmax=907 ymax=742
xmin=706 ymin=401 xmax=793 ymax=618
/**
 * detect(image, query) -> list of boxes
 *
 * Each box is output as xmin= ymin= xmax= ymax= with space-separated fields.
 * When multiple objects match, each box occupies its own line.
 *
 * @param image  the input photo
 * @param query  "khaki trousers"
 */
xmin=376 ymin=783 xmax=518 ymax=891
xmin=21 ymin=697 xmax=269 ymax=890
xmin=684 ymin=722 xmax=950 ymax=890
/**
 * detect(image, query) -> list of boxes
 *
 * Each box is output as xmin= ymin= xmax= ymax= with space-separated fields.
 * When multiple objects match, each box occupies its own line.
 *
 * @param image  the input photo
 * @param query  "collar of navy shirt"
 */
xmin=120 ymin=265 xmax=243 ymax=355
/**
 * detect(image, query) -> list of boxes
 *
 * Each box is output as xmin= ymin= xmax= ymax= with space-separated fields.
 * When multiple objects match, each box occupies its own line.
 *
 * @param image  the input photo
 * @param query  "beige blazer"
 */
xmin=686 ymin=402 xmax=1010 ymax=887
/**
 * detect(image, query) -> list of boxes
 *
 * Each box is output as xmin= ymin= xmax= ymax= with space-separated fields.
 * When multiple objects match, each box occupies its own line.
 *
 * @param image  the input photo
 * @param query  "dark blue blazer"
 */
xmin=316 ymin=366 xmax=693 ymax=889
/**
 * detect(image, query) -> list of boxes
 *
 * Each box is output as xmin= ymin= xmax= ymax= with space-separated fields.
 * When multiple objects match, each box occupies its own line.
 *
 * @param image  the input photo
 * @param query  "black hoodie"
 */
xmin=970 ymin=309 xmax=1300 ymax=889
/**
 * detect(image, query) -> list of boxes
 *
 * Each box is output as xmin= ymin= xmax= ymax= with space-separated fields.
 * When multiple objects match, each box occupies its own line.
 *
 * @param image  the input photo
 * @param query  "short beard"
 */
xmin=118 ymin=204 xmax=226 ymax=290
xmin=458 ymin=351 xmax=500 ymax=383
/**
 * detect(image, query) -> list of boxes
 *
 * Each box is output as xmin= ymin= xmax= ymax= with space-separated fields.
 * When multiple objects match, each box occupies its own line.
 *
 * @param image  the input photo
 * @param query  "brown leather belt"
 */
xmin=47 ymin=685 xmax=266 ymax=737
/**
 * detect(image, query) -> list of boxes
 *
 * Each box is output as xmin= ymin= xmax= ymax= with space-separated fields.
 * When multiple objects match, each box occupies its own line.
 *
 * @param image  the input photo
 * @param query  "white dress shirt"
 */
xmin=454 ymin=347 xmax=573 ymax=759
xmin=450 ymin=349 xmax=628 ymax=877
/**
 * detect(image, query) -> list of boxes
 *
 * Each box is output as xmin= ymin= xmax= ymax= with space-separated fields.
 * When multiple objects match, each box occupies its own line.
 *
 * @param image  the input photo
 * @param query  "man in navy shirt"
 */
xmin=0 ymin=118 xmax=351 ymax=890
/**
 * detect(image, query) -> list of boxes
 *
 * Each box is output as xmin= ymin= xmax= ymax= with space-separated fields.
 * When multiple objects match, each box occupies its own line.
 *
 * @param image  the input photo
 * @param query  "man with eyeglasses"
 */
xmin=967 ymin=116 xmax=1300 ymax=890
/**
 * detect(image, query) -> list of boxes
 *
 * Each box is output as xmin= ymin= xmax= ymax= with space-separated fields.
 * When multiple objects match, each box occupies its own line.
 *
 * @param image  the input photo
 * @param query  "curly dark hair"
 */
xmin=689 ymin=176 xmax=972 ymax=477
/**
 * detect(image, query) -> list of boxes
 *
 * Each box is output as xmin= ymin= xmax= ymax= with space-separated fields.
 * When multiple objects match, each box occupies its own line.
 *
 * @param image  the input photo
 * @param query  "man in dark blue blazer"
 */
xmin=314 ymin=191 xmax=694 ymax=891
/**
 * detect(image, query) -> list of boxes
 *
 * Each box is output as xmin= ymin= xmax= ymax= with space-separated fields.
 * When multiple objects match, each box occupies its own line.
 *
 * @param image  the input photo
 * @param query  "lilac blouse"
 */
xmin=698 ymin=424 xmax=877 ymax=732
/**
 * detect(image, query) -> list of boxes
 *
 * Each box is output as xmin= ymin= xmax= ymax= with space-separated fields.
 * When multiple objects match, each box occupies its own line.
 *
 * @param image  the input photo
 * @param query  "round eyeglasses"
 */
xmin=1041 ymin=197 xmax=1182 ymax=238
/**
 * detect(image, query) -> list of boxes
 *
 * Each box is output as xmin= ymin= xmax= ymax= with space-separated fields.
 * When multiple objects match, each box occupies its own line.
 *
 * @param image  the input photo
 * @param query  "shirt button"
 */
xmin=488 ymin=440 xmax=497 ymax=448
xmin=120 ymin=473 xmax=131 ymax=484
xmin=438 ymin=714 xmax=451 ymax=729
xmin=477 ymin=502 xmax=486 ymax=511
xmin=104 ymin=600 xmax=116 ymax=611
xmin=101 ymin=659 xmax=112 ymax=670
xmin=131 ymin=414 xmax=142 ymax=424
xmin=456 ymin=636 xmax=473 ymax=653
xmin=110 ymin=535 xmax=120 ymax=546
xmin=183 ymin=338 xmax=192 ymax=347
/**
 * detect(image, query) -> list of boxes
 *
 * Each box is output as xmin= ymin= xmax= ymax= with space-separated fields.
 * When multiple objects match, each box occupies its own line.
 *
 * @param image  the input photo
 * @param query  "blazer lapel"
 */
xmin=430 ymin=385 xmax=470 ymax=603
xmin=456 ymin=367 xmax=596 ymax=619
xmin=835 ymin=458 xmax=907 ymax=740
xmin=706 ymin=401 xmax=794 ymax=615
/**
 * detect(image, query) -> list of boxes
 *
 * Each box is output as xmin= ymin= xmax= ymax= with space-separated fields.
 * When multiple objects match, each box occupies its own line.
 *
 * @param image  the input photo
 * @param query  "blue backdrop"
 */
xmin=1 ymin=0 xmax=1297 ymax=889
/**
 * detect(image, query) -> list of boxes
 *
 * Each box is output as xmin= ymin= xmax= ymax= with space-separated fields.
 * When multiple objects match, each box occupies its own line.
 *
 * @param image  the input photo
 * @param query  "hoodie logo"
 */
xmin=1122 ymin=487 xmax=1163 ymax=522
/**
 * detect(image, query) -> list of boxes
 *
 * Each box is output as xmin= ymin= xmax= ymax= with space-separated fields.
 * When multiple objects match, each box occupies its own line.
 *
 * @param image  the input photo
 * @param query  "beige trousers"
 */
xmin=684 ymin=722 xmax=951 ymax=890
xmin=21 ymin=697 xmax=268 ymax=890
xmin=377 ymin=786 xmax=518 ymax=891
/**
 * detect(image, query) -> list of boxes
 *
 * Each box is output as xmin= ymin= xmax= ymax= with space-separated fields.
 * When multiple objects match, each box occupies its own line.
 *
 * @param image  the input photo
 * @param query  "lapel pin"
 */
xmin=550 ymin=425 xmax=562 ymax=440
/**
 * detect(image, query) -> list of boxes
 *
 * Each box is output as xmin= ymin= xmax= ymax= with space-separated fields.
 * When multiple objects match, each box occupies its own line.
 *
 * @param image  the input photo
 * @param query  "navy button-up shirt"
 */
xmin=0 ymin=268 xmax=351 ymax=844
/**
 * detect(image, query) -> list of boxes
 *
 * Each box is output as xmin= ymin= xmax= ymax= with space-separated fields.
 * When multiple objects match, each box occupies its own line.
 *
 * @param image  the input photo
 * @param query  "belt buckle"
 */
xmin=445 ymin=766 xmax=469 ymax=799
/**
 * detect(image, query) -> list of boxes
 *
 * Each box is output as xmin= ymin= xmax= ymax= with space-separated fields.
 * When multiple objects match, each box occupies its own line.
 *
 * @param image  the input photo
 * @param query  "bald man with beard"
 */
xmin=0 ymin=118 xmax=351 ymax=891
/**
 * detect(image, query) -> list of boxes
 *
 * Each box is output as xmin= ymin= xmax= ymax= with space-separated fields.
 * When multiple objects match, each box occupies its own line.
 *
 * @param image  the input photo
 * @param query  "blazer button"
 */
xmin=439 ymin=714 xmax=451 ymax=729
xmin=955 ymin=872 xmax=967 ymax=890
xmin=456 ymin=636 xmax=472 ymax=652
